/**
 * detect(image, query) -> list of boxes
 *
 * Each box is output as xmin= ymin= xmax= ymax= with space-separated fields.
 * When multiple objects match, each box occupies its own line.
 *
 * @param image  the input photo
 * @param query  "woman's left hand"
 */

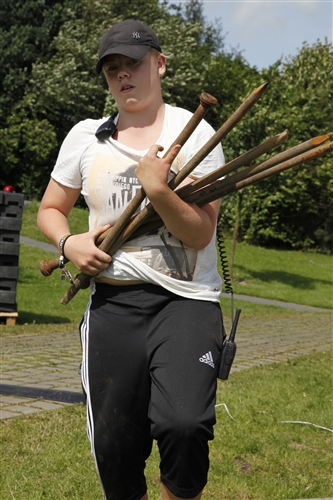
xmin=135 ymin=144 xmax=181 ymax=199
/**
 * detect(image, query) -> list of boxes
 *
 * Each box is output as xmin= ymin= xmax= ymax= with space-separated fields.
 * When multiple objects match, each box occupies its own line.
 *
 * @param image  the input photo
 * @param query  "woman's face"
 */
xmin=103 ymin=50 xmax=166 ymax=112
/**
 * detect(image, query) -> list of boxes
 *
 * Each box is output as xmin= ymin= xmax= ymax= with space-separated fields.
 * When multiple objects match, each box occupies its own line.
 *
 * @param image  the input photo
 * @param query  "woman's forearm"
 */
xmin=37 ymin=207 xmax=71 ymax=250
xmin=147 ymin=188 xmax=219 ymax=249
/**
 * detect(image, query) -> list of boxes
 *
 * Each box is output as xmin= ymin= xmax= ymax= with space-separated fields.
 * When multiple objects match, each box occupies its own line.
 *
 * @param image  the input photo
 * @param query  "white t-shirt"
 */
xmin=51 ymin=104 xmax=225 ymax=302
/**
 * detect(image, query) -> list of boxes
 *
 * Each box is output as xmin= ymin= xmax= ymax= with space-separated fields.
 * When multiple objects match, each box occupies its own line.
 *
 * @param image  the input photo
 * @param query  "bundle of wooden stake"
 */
xmin=39 ymin=82 xmax=333 ymax=304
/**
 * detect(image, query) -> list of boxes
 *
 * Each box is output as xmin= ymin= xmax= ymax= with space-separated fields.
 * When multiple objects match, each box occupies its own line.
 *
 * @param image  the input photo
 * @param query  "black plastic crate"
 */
xmin=0 ymin=290 xmax=16 ymax=305
xmin=0 ymin=279 xmax=17 ymax=293
xmin=0 ymin=229 xmax=20 ymax=244
xmin=0 ymin=266 xmax=19 ymax=279
xmin=0 ymin=216 xmax=22 ymax=232
xmin=0 ymin=300 xmax=17 ymax=313
xmin=0 ymin=241 xmax=20 ymax=256
xmin=0 ymin=191 xmax=24 ymax=218
xmin=0 ymin=254 xmax=19 ymax=268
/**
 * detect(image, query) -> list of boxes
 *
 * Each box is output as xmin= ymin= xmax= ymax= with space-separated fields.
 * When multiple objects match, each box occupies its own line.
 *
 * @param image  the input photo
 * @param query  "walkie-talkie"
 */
xmin=218 ymin=308 xmax=241 ymax=380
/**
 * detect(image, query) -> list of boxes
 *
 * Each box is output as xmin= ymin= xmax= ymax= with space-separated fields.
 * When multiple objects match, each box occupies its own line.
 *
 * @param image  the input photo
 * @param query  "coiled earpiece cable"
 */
xmin=216 ymin=216 xmax=241 ymax=379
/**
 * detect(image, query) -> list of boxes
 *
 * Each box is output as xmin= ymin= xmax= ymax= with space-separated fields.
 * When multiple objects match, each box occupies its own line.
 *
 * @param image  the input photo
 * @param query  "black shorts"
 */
xmin=80 ymin=283 xmax=224 ymax=500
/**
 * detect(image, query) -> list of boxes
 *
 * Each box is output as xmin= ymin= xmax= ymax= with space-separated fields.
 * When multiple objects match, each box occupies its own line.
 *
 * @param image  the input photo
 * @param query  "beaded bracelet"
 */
xmin=58 ymin=233 xmax=72 ymax=259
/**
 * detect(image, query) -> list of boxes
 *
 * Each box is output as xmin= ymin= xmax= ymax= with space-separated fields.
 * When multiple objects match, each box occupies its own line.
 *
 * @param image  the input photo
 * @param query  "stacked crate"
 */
xmin=0 ymin=191 xmax=25 ymax=325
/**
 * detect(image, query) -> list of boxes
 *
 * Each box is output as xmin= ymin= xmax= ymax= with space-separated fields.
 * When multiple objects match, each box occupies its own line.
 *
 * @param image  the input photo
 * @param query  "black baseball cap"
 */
xmin=96 ymin=20 xmax=162 ymax=74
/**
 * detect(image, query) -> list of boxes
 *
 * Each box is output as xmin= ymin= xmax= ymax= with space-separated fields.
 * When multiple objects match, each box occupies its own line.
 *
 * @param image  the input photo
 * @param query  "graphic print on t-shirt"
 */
xmin=88 ymin=152 xmax=198 ymax=281
xmin=88 ymin=153 xmax=146 ymax=227
xmin=122 ymin=231 xmax=198 ymax=281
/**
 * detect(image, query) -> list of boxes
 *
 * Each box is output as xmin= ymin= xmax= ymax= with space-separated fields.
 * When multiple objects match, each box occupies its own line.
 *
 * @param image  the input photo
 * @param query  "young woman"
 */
xmin=38 ymin=19 xmax=225 ymax=500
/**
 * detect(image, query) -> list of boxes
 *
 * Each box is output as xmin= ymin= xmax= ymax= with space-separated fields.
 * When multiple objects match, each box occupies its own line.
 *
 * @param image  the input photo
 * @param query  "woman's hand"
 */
xmin=37 ymin=180 xmax=113 ymax=275
xmin=135 ymin=144 xmax=220 ymax=250
xmin=63 ymin=225 xmax=112 ymax=276
xmin=135 ymin=144 xmax=181 ymax=199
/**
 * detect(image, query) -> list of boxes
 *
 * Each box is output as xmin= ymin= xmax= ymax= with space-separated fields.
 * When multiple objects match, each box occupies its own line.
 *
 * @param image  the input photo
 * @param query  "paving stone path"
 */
xmin=1 ymin=309 xmax=331 ymax=420
xmin=1 ymin=236 xmax=331 ymax=420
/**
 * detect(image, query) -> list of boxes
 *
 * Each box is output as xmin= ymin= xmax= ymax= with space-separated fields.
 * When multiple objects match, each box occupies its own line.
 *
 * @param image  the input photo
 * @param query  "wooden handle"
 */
xmin=120 ymin=135 xmax=333 ymax=240
xmin=39 ymin=258 xmax=60 ymax=276
xmin=168 ymin=82 xmax=269 ymax=190
xmin=98 ymin=83 xmax=271 ymax=253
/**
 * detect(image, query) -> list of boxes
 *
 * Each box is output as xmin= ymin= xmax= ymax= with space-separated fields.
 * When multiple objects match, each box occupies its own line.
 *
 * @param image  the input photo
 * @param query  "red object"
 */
xmin=3 ymin=185 xmax=15 ymax=192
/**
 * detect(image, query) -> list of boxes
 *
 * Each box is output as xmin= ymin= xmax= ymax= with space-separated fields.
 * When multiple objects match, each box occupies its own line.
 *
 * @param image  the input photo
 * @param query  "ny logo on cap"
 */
xmin=132 ymin=31 xmax=140 ymax=39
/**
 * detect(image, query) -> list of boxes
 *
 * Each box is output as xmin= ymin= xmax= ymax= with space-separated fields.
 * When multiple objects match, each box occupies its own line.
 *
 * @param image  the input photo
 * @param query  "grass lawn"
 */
xmin=1 ymin=200 xmax=330 ymax=334
xmin=223 ymin=239 xmax=332 ymax=309
xmin=1 ymin=351 xmax=332 ymax=500
xmin=23 ymin=200 xmax=332 ymax=310
xmin=5 ymin=241 xmax=331 ymax=334
xmin=13 ymin=244 xmax=91 ymax=330
xmin=1 ymin=201 xmax=332 ymax=499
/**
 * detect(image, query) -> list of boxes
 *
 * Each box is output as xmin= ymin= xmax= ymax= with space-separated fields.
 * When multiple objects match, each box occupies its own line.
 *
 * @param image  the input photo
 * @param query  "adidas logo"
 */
xmin=199 ymin=351 xmax=215 ymax=368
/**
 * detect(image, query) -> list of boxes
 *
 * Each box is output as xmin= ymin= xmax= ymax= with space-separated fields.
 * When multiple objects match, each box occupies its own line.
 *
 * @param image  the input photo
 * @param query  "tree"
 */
xmin=219 ymin=40 xmax=333 ymax=252
xmin=0 ymin=0 xmax=81 ymax=193
xmin=0 ymin=0 xmax=80 ymax=126
xmin=1 ymin=0 xmax=233 ymax=197
xmin=3 ymin=0 xmax=330 ymax=252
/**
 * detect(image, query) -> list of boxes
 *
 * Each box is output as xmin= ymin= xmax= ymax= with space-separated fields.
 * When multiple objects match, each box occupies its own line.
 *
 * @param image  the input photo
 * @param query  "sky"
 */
xmin=178 ymin=0 xmax=332 ymax=70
